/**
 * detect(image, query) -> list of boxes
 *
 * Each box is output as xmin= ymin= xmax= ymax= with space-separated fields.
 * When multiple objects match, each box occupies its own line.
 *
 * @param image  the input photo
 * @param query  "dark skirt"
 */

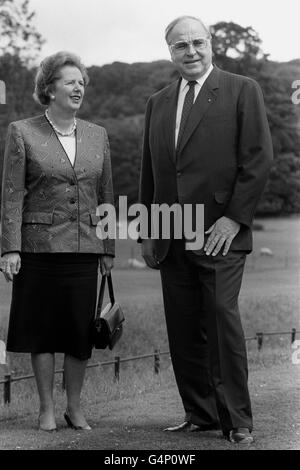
xmin=7 ymin=253 xmax=99 ymax=360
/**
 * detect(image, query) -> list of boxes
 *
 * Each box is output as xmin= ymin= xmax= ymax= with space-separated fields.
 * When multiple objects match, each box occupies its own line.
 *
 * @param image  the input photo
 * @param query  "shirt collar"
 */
xmin=180 ymin=64 xmax=214 ymax=93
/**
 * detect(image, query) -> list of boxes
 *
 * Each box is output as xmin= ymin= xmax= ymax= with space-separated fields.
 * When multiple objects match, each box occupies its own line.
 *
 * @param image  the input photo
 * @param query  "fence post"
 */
xmin=256 ymin=332 xmax=264 ymax=351
xmin=114 ymin=356 xmax=120 ymax=382
xmin=4 ymin=373 xmax=11 ymax=405
xmin=291 ymin=328 xmax=296 ymax=344
xmin=154 ymin=349 xmax=160 ymax=374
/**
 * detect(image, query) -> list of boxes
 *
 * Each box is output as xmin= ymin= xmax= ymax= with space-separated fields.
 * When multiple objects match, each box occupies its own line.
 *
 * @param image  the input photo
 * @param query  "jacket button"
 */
xmin=70 ymin=180 xmax=75 ymax=186
xmin=70 ymin=198 xmax=76 ymax=204
xmin=70 ymin=214 xmax=77 ymax=221
xmin=177 ymin=171 xmax=182 ymax=177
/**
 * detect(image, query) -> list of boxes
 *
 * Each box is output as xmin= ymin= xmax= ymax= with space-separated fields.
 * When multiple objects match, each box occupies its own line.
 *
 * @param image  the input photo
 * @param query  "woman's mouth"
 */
xmin=70 ymin=95 xmax=81 ymax=102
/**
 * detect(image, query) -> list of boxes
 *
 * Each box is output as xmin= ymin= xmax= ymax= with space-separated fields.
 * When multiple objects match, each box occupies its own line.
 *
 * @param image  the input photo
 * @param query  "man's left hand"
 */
xmin=204 ymin=216 xmax=241 ymax=256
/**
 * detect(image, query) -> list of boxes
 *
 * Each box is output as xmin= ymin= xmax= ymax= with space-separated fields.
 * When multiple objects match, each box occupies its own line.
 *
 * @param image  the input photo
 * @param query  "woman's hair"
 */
xmin=33 ymin=51 xmax=89 ymax=106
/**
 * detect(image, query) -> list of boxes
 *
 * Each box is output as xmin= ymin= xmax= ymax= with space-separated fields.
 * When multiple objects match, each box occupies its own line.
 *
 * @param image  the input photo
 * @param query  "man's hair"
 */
xmin=33 ymin=51 xmax=89 ymax=106
xmin=165 ymin=16 xmax=211 ymax=44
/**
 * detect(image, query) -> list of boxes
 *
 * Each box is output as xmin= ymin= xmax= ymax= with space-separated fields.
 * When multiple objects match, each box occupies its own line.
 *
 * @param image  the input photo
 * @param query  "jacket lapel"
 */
xmin=163 ymin=79 xmax=181 ymax=164
xmin=42 ymin=117 xmax=72 ymax=168
xmin=177 ymin=66 xmax=220 ymax=156
xmin=43 ymin=115 xmax=81 ymax=176
xmin=75 ymin=118 xmax=84 ymax=170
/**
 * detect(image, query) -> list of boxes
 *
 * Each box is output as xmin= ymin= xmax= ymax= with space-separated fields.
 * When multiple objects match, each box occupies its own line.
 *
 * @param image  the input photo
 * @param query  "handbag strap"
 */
xmin=107 ymin=273 xmax=115 ymax=304
xmin=95 ymin=273 xmax=115 ymax=319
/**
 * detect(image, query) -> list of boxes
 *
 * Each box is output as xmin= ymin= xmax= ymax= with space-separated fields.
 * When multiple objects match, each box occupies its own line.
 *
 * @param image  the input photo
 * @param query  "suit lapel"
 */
xmin=177 ymin=66 xmax=220 ymax=156
xmin=163 ymin=79 xmax=181 ymax=163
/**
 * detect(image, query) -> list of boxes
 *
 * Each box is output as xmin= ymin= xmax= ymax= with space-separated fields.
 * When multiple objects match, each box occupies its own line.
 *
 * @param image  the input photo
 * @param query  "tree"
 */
xmin=211 ymin=21 xmax=269 ymax=77
xmin=211 ymin=21 xmax=267 ymax=61
xmin=0 ymin=0 xmax=44 ymax=62
xmin=257 ymin=154 xmax=300 ymax=214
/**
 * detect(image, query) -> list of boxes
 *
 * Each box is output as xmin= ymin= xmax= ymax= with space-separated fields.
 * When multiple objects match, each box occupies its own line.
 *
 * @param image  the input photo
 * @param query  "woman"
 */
xmin=0 ymin=52 xmax=114 ymax=431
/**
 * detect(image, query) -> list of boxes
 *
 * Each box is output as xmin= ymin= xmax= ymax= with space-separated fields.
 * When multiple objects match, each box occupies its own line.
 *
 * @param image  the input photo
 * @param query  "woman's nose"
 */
xmin=74 ymin=82 xmax=83 ymax=91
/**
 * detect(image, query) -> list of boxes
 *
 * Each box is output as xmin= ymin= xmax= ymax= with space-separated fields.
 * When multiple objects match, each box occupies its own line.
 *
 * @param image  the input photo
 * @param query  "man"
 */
xmin=139 ymin=16 xmax=273 ymax=443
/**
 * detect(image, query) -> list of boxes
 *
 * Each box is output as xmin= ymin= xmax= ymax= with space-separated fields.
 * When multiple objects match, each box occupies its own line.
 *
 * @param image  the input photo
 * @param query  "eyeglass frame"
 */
xmin=168 ymin=36 xmax=211 ymax=54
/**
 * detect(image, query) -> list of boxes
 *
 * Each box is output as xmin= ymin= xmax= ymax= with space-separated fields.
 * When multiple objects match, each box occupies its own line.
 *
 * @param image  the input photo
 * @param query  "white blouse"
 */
xmin=57 ymin=133 xmax=76 ymax=166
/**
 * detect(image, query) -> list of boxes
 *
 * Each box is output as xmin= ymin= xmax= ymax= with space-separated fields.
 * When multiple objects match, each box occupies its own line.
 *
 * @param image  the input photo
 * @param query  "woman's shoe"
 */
xmin=38 ymin=414 xmax=57 ymax=432
xmin=64 ymin=411 xmax=91 ymax=431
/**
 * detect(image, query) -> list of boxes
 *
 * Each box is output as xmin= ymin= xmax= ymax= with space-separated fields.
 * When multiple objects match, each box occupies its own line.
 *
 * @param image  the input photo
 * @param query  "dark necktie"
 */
xmin=177 ymin=80 xmax=196 ymax=150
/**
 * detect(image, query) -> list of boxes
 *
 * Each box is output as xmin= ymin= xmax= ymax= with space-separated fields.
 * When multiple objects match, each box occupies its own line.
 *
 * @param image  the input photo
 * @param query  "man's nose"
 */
xmin=186 ymin=43 xmax=197 ymax=55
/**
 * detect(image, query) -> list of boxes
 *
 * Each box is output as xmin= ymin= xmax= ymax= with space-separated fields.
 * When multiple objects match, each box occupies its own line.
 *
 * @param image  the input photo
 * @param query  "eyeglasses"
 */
xmin=169 ymin=37 xmax=210 ymax=53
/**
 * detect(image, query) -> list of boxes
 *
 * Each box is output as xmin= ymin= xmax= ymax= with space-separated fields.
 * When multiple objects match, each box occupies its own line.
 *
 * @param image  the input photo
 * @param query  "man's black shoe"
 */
xmin=228 ymin=427 xmax=254 ymax=444
xmin=163 ymin=421 xmax=220 ymax=432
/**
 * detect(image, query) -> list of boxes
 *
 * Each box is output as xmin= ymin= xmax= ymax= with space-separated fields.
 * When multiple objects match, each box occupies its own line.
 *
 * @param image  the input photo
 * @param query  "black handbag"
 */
xmin=93 ymin=273 xmax=124 ymax=350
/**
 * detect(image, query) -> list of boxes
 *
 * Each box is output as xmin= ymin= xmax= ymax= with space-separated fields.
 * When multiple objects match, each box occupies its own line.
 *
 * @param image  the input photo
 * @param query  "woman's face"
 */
xmin=50 ymin=65 xmax=85 ymax=113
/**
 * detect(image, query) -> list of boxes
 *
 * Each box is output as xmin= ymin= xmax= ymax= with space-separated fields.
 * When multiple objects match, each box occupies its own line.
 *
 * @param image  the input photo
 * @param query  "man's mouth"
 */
xmin=185 ymin=59 xmax=201 ymax=64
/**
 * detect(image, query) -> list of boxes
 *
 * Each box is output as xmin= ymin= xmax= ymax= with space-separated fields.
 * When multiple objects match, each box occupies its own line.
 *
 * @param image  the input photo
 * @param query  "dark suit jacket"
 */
xmin=1 ymin=115 xmax=115 ymax=256
xmin=139 ymin=66 xmax=273 ymax=261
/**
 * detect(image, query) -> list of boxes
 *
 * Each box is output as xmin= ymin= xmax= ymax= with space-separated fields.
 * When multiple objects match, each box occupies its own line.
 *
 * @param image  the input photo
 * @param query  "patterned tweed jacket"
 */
xmin=0 ymin=115 xmax=115 ymax=256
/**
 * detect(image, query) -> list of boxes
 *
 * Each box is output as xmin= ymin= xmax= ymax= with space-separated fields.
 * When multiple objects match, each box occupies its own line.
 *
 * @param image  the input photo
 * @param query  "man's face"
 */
xmin=168 ymin=19 xmax=212 ymax=81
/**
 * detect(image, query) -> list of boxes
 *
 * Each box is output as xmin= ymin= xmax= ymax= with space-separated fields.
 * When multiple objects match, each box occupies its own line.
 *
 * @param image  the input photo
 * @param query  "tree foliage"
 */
xmin=211 ymin=21 xmax=267 ymax=60
xmin=0 ymin=0 xmax=44 ymax=61
xmin=257 ymin=153 xmax=300 ymax=214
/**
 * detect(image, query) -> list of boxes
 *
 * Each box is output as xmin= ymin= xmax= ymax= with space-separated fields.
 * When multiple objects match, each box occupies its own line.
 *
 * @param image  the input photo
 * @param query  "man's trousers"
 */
xmin=159 ymin=239 xmax=252 ymax=433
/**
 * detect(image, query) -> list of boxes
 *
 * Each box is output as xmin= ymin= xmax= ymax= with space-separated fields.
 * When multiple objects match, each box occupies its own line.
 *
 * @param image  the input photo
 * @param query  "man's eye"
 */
xmin=193 ymin=39 xmax=205 ymax=47
xmin=175 ymin=42 xmax=187 ymax=50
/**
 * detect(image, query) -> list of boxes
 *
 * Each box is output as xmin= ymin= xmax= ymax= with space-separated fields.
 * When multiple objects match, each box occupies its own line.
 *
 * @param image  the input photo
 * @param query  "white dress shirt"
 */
xmin=175 ymin=64 xmax=214 ymax=147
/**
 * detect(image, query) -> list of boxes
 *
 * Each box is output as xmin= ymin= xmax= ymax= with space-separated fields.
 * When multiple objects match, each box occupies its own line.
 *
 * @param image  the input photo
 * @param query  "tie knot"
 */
xmin=188 ymin=80 xmax=197 ymax=88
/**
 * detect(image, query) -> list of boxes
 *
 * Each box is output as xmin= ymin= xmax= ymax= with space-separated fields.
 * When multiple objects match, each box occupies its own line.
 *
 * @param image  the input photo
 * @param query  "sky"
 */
xmin=29 ymin=0 xmax=300 ymax=66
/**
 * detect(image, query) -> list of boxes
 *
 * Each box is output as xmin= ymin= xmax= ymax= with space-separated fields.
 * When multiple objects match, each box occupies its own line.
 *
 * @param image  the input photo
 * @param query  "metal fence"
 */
xmin=0 ymin=328 xmax=297 ymax=405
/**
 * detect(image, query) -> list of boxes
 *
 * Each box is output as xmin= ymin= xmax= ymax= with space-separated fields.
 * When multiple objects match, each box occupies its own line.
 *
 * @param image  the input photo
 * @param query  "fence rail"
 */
xmin=0 ymin=328 xmax=298 ymax=405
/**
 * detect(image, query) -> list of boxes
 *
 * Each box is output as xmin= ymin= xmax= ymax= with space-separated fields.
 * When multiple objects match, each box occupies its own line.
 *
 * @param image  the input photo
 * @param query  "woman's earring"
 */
xmin=50 ymin=95 xmax=55 ymax=100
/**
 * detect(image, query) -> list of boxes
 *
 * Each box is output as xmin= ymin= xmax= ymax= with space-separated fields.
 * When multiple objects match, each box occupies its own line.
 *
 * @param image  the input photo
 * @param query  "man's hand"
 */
xmin=204 ymin=216 xmax=241 ymax=256
xmin=141 ymin=239 xmax=160 ymax=269
xmin=0 ymin=252 xmax=21 ymax=282
xmin=99 ymin=255 xmax=114 ymax=276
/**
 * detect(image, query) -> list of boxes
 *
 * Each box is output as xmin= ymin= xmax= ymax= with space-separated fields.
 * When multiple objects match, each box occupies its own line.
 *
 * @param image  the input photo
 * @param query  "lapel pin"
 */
xmin=208 ymin=98 xmax=212 ymax=103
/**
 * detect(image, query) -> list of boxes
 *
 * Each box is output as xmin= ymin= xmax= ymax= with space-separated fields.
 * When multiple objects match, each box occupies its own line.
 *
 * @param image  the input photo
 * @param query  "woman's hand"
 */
xmin=99 ymin=255 xmax=114 ymax=276
xmin=0 ymin=252 xmax=21 ymax=282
